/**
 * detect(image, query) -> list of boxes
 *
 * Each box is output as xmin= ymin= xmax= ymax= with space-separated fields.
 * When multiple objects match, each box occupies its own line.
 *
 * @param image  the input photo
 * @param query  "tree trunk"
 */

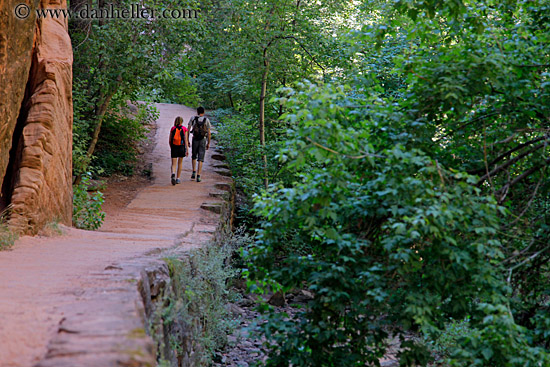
xmin=259 ymin=52 xmax=270 ymax=190
xmin=73 ymin=75 xmax=120 ymax=186
xmin=86 ymin=93 xmax=113 ymax=160
xmin=72 ymin=93 xmax=113 ymax=186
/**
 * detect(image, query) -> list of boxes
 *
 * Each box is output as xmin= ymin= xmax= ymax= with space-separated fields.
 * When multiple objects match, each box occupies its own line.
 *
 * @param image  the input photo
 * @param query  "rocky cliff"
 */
xmin=0 ymin=0 xmax=73 ymax=233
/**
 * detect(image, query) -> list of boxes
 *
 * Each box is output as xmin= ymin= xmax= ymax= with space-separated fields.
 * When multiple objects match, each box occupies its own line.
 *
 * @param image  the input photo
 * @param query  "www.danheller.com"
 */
xmin=13 ymin=3 xmax=200 ymax=20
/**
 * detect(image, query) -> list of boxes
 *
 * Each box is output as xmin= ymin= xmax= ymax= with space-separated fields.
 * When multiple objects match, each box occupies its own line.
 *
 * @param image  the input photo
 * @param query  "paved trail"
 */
xmin=0 ymin=103 xmax=231 ymax=367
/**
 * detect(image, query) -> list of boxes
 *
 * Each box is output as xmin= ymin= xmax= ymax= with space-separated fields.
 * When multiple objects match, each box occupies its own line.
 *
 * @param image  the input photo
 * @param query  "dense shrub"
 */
xmin=245 ymin=82 xmax=550 ymax=366
xmin=212 ymin=109 xmax=267 ymax=195
xmin=72 ymin=173 xmax=105 ymax=231
xmin=93 ymin=101 xmax=157 ymax=176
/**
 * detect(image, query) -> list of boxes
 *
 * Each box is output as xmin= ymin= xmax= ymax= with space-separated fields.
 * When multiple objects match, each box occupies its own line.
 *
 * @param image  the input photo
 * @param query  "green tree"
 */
xmin=360 ymin=0 xmax=550 ymax=343
xmin=197 ymin=0 xmax=354 ymax=187
xmin=248 ymin=80 xmax=549 ymax=367
xmin=242 ymin=0 xmax=550 ymax=365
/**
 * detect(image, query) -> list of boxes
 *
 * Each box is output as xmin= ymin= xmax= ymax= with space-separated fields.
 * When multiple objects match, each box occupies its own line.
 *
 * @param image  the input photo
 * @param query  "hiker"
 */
xmin=188 ymin=107 xmax=211 ymax=182
xmin=169 ymin=116 xmax=189 ymax=185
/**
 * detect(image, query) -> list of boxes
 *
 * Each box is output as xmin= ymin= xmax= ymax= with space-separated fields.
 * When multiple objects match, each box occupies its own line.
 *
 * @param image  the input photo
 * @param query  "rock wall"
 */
xmin=0 ymin=0 xmax=73 ymax=233
xmin=0 ymin=0 xmax=38 ymax=209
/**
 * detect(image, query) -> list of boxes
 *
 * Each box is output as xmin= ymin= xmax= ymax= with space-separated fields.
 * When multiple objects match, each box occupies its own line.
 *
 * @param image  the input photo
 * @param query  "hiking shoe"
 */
xmin=176 ymin=178 xmax=181 ymax=184
xmin=191 ymin=171 xmax=196 ymax=179
xmin=171 ymin=173 xmax=176 ymax=185
xmin=196 ymin=175 xmax=201 ymax=182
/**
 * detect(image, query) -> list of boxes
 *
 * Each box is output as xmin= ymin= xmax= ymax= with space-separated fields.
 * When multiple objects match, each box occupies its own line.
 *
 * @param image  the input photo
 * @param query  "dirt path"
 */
xmin=0 ymin=103 xmax=232 ymax=367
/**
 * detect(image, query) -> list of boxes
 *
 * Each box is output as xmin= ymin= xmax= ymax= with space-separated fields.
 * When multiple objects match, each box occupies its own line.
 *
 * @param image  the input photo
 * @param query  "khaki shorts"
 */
xmin=191 ymin=138 xmax=206 ymax=162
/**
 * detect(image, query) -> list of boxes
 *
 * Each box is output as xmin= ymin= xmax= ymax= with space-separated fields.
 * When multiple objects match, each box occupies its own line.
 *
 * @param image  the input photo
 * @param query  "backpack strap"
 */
xmin=169 ymin=126 xmax=175 ymax=145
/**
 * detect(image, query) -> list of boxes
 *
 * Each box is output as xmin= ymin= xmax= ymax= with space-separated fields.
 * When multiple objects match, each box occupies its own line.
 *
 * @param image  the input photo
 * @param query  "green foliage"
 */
xmin=245 ymin=81 xmax=550 ymax=366
xmin=448 ymin=303 xmax=549 ymax=367
xmin=150 ymin=57 xmax=201 ymax=106
xmin=0 ymin=224 xmax=18 ymax=251
xmin=427 ymin=317 xmax=473 ymax=360
xmin=213 ymin=109 xmax=267 ymax=194
xmin=72 ymin=78 xmax=95 ymax=178
xmin=94 ymin=101 xmax=157 ymax=176
xmin=72 ymin=173 xmax=105 ymax=231
xmin=0 ymin=206 xmax=17 ymax=250
xmin=357 ymin=0 xmax=550 ymax=352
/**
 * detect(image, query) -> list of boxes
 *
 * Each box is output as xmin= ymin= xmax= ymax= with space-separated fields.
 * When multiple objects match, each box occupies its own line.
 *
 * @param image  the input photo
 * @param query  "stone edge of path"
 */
xmin=34 ymin=151 xmax=235 ymax=367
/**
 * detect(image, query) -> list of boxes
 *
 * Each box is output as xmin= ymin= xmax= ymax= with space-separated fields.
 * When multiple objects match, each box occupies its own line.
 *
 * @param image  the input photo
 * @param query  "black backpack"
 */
xmin=192 ymin=116 xmax=208 ymax=140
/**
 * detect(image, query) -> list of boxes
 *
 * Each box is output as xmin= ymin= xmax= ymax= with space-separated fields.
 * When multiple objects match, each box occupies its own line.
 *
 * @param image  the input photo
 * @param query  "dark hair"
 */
xmin=197 ymin=107 xmax=205 ymax=115
xmin=174 ymin=116 xmax=183 ymax=126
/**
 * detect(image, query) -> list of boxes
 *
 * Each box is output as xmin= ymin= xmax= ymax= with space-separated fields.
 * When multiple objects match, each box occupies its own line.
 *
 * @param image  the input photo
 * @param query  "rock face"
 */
xmin=0 ymin=0 xmax=38 ymax=209
xmin=0 ymin=0 xmax=73 ymax=233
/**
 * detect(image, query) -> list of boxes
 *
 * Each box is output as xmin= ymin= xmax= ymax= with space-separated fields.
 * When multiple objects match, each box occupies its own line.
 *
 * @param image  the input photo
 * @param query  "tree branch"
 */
xmin=496 ymin=157 xmax=550 ymax=198
xmin=476 ymin=142 xmax=546 ymax=185
xmin=506 ymin=176 xmax=543 ymax=228
xmin=434 ymin=111 xmax=502 ymax=142
xmin=512 ymin=63 xmax=550 ymax=68
xmin=469 ymin=136 xmax=548 ymax=175
xmin=266 ymin=35 xmax=325 ymax=71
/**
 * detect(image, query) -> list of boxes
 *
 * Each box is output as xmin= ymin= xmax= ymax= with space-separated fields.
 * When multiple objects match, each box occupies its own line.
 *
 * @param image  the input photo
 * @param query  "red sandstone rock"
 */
xmin=0 ymin=0 xmax=38 ymax=209
xmin=0 ymin=0 xmax=73 ymax=233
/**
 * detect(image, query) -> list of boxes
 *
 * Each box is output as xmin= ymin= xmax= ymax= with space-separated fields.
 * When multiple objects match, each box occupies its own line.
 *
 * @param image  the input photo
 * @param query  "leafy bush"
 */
xmin=150 ymin=57 xmax=201 ymax=106
xmin=93 ymin=101 xmax=157 ymax=176
xmin=72 ymin=78 xmax=95 ymax=179
xmin=73 ymin=173 xmax=105 ymax=230
xmin=426 ymin=317 xmax=472 ymax=360
xmin=245 ymin=82 xmax=550 ymax=367
xmin=212 ymin=109 xmax=266 ymax=195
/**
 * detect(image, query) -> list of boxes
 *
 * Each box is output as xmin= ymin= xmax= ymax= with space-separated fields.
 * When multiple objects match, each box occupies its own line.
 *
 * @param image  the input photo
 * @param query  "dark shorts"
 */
xmin=192 ymin=138 xmax=206 ymax=162
xmin=171 ymin=145 xmax=186 ymax=158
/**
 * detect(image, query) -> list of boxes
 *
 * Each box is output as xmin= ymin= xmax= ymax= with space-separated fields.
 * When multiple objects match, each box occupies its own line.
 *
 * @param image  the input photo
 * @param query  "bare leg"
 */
xmin=197 ymin=161 xmax=204 ymax=175
xmin=177 ymin=158 xmax=183 ymax=178
xmin=171 ymin=158 xmax=177 ymax=174
xmin=192 ymin=159 xmax=196 ymax=172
